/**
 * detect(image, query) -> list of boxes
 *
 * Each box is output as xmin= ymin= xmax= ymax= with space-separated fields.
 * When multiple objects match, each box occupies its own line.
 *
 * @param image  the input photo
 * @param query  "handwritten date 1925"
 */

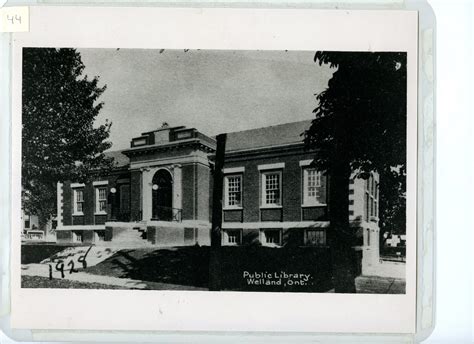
xmin=48 ymin=246 xmax=92 ymax=280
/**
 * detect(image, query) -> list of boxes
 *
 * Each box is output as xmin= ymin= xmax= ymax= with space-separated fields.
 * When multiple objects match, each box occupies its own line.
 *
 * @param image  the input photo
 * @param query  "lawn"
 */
xmin=85 ymin=246 xmax=209 ymax=288
xmin=218 ymin=246 xmax=333 ymax=292
xmin=85 ymin=245 xmax=334 ymax=292
xmin=355 ymin=276 xmax=406 ymax=294
xmin=21 ymin=275 xmax=130 ymax=289
xmin=21 ymin=244 xmax=404 ymax=293
xmin=21 ymin=243 xmax=80 ymax=264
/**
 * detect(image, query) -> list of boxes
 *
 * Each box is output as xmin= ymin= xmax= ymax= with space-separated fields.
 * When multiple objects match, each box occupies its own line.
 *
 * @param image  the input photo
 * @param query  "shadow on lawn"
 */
xmin=86 ymin=246 xmax=210 ymax=288
xmin=21 ymin=243 xmax=77 ymax=264
xmin=86 ymin=245 xmax=334 ymax=292
xmin=219 ymin=246 xmax=334 ymax=292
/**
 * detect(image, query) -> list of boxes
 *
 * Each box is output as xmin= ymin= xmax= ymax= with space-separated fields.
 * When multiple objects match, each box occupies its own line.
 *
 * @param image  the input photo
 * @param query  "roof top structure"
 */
xmin=104 ymin=119 xmax=313 ymax=167
xmin=103 ymin=150 xmax=130 ymax=168
xmin=224 ymin=120 xmax=311 ymax=152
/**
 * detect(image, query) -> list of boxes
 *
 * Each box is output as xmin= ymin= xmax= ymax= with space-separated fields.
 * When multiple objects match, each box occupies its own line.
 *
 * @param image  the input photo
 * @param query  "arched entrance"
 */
xmin=151 ymin=169 xmax=173 ymax=221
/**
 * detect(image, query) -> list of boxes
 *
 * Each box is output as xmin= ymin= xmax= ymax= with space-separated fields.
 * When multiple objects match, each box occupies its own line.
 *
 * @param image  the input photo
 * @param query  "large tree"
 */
xmin=304 ymin=52 xmax=407 ymax=292
xmin=22 ymin=48 xmax=113 ymax=231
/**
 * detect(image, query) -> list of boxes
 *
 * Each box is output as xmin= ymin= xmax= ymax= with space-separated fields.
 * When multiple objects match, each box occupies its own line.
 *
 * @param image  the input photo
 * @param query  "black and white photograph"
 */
xmin=20 ymin=47 xmax=407 ymax=294
xmin=8 ymin=7 xmax=419 ymax=334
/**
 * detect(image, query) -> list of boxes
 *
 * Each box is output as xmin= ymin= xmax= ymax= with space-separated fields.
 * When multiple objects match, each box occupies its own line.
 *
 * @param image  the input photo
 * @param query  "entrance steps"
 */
xmin=108 ymin=229 xmax=152 ymax=247
xmin=105 ymin=221 xmax=153 ymax=248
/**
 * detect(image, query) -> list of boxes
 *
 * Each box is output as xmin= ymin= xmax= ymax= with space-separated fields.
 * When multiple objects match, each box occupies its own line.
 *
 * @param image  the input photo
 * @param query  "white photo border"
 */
xmin=10 ymin=6 xmax=418 ymax=333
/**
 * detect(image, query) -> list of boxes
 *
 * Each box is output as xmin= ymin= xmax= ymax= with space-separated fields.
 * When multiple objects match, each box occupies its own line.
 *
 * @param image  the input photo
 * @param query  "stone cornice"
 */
xmin=211 ymin=142 xmax=317 ymax=162
xmin=122 ymin=138 xmax=216 ymax=157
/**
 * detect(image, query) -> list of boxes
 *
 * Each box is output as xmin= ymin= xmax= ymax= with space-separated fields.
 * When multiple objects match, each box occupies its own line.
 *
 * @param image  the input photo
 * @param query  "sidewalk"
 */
xmin=21 ymin=263 xmax=404 ymax=293
xmin=22 ymin=245 xmax=208 ymax=291
xmin=40 ymin=246 xmax=119 ymax=267
xmin=355 ymin=275 xmax=406 ymax=294
xmin=21 ymin=264 xmax=207 ymax=290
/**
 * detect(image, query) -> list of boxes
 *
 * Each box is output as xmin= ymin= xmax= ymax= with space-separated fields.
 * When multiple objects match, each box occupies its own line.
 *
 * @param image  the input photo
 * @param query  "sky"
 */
xmin=79 ymin=48 xmax=335 ymax=151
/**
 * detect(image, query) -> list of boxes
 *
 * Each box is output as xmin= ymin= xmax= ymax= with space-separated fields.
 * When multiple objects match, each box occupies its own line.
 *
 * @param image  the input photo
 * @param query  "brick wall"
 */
xmin=196 ymin=164 xmax=211 ymax=222
xmin=62 ymin=181 xmax=72 ymax=226
xmin=208 ymin=169 xmax=213 ymax=222
xmin=222 ymin=150 xmax=328 ymax=223
xmin=62 ymin=171 xmax=132 ymax=227
xmin=282 ymin=157 xmax=302 ymax=222
xmin=130 ymin=170 xmax=142 ymax=221
xmin=83 ymin=230 xmax=94 ymax=243
xmin=84 ymin=183 xmax=94 ymax=225
xmin=181 ymin=164 xmax=195 ymax=220
xmin=95 ymin=215 xmax=107 ymax=225
xmin=72 ymin=216 xmax=84 ymax=225
xmin=350 ymin=173 xmax=380 ymax=223
xmin=56 ymin=230 xmax=72 ymax=243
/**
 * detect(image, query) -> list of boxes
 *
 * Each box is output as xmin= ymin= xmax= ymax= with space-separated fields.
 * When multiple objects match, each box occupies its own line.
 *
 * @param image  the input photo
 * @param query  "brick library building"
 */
xmin=55 ymin=120 xmax=381 ymax=274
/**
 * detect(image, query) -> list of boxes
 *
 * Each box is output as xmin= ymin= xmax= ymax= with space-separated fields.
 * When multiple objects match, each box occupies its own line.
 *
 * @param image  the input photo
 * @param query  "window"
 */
xmin=96 ymin=231 xmax=105 ymax=242
xmin=261 ymin=171 xmax=282 ymax=207
xmin=367 ymin=229 xmax=371 ymax=246
xmin=74 ymin=231 xmax=83 ymax=242
xmin=303 ymin=168 xmax=324 ymax=206
xmin=95 ymin=187 xmax=107 ymax=214
xmin=306 ymin=229 xmax=326 ymax=246
xmin=227 ymin=229 xmax=241 ymax=245
xmin=73 ymin=189 xmax=84 ymax=215
xmin=175 ymin=130 xmax=193 ymax=140
xmin=365 ymin=192 xmax=370 ymax=221
xmin=263 ymin=229 xmax=281 ymax=246
xmin=224 ymin=175 xmax=242 ymax=208
xmin=365 ymin=175 xmax=379 ymax=221
xmin=374 ymin=184 xmax=379 ymax=218
xmin=24 ymin=214 xmax=30 ymax=229
xmin=132 ymin=137 xmax=147 ymax=147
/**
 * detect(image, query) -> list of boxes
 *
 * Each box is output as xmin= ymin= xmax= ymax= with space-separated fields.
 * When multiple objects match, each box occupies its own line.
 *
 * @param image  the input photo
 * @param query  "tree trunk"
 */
xmin=38 ymin=214 xmax=51 ymax=240
xmin=328 ymin=157 xmax=357 ymax=293
xmin=38 ymin=215 xmax=49 ymax=232
xmin=209 ymin=133 xmax=226 ymax=291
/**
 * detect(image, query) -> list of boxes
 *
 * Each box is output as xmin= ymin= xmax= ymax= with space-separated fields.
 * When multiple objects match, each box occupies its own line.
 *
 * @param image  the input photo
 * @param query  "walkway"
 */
xmin=21 ymin=263 xmax=206 ymax=290
xmin=355 ymin=275 xmax=406 ymax=294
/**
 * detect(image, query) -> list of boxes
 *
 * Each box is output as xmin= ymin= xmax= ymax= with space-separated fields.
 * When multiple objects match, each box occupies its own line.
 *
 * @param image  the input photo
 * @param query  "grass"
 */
xmin=218 ymin=245 xmax=334 ymax=292
xmin=21 ymin=275 xmax=131 ymax=290
xmin=21 ymin=245 xmax=404 ymax=293
xmin=86 ymin=246 xmax=209 ymax=288
xmin=21 ymin=243 xmax=80 ymax=264
xmin=355 ymin=275 xmax=406 ymax=294
xmin=85 ymin=245 xmax=334 ymax=292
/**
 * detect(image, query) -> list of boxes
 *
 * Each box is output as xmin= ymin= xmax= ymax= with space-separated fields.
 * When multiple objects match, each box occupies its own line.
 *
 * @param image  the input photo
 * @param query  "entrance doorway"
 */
xmin=151 ymin=169 xmax=173 ymax=221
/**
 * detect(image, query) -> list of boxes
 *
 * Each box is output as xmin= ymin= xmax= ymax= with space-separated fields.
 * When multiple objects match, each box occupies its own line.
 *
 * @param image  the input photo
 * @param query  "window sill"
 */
xmin=94 ymin=212 xmax=107 ymax=216
xmin=223 ymin=207 xmax=243 ymax=211
xmin=262 ymin=243 xmax=282 ymax=248
xmin=260 ymin=205 xmax=282 ymax=209
xmin=72 ymin=213 xmax=84 ymax=216
xmin=301 ymin=203 xmax=327 ymax=208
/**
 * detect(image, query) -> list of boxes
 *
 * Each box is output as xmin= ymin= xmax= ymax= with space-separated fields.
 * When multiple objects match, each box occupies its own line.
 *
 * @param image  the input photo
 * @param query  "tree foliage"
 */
xmin=22 ymin=48 xmax=113 ymax=229
xmin=305 ymin=52 xmax=406 ymax=174
xmin=304 ymin=52 xmax=407 ymax=292
xmin=305 ymin=52 xmax=407 ymax=226
xmin=379 ymin=168 xmax=406 ymax=235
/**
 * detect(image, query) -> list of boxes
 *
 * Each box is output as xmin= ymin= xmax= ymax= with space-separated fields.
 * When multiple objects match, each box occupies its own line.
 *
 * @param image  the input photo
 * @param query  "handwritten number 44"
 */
xmin=6 ymin=14 xmax=22 ymax=25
